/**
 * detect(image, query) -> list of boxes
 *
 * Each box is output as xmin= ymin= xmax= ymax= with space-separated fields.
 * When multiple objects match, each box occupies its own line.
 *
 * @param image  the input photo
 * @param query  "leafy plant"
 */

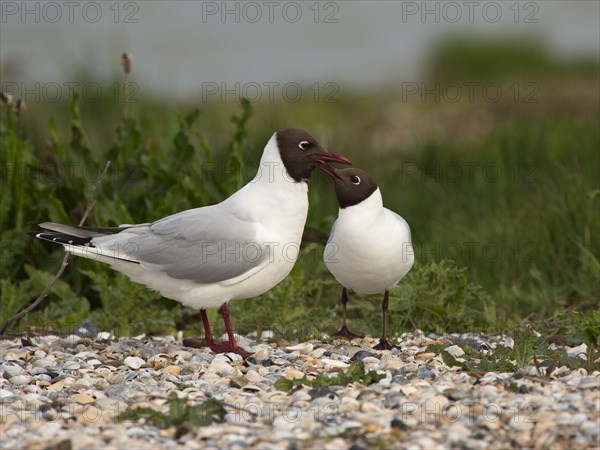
xmin=275 ymin=362 xmax=385 ymax=392
xmin=430 ymin=318 xmax=600 ymax=374
xmin=348 ymin=260 xmax=495 ymax=337
xmin=0 ymin=89 xmax=258 ymax=336
xmin=117 ymin=392 xmax=226 ymax=428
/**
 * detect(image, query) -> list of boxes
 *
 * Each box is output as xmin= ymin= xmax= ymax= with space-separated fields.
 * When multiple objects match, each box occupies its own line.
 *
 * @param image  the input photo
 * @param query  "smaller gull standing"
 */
xmin=320 ymin=167 xmax=414 ymax=350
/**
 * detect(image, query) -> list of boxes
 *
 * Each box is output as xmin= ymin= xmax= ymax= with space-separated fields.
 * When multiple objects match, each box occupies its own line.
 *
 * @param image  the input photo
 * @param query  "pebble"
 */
xmin=63 ymin=362 xmax=81 ymax=370
xmin=161 ymin=365 xmax=182 ymax=375
xmin=0 ymin=389 xmax=14 ymax=398
xmin=350 ymin=350 xmax=379 ymax=362
xmin=252 ymin=348 xmax=270 ymax=361
xmin=72 ymin=393 xmax=95 ymax=404
xmin=260 ymin=330 xmax=275 ymax=340
xmin=2 ymin=363 xmax=24 ymax=377
xmin=284 ymin=368 xmax=306 ymax=380
xmin=578 ymin=377 xmax=599 ymax=389
xmin=444 ymin=345 xmax=465 ymax=357
xmin=47 ymin=379 xmax=65 ymax=390
xmin=285 ymin=343 xmax=313 ymax=355
xmin=478 ymin=384 xmax=499 ymax=401
xmin=0 ymin=331 xmax=596 ymax=449
xmin=321 ymin=359 xmax=349 ymax=370
xmin=38 ymin=422 xmax=63 ymax=438
xmin=75 ymin=319 xmax=100 ymax=338
xmin=383 ymin=359 xmax=404 ymax=370
xmin=416 ymin=366 xmax=436 ymax=379
xmin=310 ymin=348 xmax=328 ymax=358
xmin=9 ymin=375 xmax=32 ymax=385
xmin=567 ymin=343 xmax=588 ymax=359
xmin=123 ymin=356 xmax=145 ymax=369
xmin=206 ymin=356 xmax=235 ymax=375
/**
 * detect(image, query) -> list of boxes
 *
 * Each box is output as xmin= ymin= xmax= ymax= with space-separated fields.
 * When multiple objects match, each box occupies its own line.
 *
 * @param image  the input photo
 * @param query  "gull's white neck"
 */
xmin=251 ymin=134 xmax=308 ymax=193
xmin=338 ymin=187 xmax=383 ymax=221
xmin=222 ymin=134 xmax=308 ymax=220
xmin=219 ymin=133 xmax=308 ymax=230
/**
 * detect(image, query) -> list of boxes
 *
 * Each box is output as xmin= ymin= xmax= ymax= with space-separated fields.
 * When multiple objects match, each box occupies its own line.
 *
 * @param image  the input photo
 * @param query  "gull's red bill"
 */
xmin=316 ymin=152 xmax=352 ymax=166
xmin=317 ymin=163 xmax=344 ymax=181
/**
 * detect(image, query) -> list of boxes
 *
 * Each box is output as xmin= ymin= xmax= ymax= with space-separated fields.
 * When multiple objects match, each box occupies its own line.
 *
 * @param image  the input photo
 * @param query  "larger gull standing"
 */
xmin=29 ymin=128 xmax=351 ymax=358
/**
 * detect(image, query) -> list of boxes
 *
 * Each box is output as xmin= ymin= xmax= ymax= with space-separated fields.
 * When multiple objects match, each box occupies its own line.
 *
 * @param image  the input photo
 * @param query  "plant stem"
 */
xmin=0 ymin=161 xmax=111 ymax=336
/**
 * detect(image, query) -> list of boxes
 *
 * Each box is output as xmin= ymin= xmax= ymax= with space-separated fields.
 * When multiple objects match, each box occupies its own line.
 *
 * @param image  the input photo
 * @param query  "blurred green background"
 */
xmin=1 ymin=2 xmax=598 ymax=340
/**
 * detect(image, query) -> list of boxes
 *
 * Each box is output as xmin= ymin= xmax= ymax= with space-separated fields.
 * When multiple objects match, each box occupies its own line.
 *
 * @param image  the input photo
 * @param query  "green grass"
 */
xmin=275 ymin=362 xmax=385 ymax=392
xmin=117 ymin=392 xmax=226 ymax=428
xmin=395 ymin=117 xmax=600 ymax=316
xmin=1 ymin=54 xmax=598 ymax=349
xmin=428 ymin=309 xmax=600 ymax=374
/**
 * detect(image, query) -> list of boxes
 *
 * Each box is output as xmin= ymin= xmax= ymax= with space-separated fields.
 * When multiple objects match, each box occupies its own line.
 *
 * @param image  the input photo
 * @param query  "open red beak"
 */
xmin=317 ymin=163 xmax=343 ymax=181
xmin=315 ymin=152 xmax=352 ymax=166
xmin=313 ymin=151 xmax=350 ymax=181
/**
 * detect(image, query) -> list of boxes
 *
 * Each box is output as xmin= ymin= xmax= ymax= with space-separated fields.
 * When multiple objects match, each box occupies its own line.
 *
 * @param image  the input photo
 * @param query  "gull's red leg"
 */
xmin=219 ymin=303 xmax=252 ymax=359
xmin=200 ymin=309 xmax=215 ymax=345
xmin=182 ymin=309 xmax=228 ymax=352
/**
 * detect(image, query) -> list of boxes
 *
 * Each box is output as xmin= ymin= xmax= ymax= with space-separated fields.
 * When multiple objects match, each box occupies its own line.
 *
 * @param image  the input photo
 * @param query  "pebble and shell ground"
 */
xmin=1 ymin=330 xmax=598 ymax=449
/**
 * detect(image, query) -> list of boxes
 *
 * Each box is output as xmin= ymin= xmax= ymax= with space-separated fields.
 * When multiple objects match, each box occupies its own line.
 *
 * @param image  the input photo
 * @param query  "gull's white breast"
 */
xmin=324 ymin=189 xmax=414 ymax=295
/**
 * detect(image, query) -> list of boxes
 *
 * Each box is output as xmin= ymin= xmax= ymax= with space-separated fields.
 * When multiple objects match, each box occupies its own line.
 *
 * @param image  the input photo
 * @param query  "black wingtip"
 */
xmin=27 ymin=231 xmax=95 ymax=247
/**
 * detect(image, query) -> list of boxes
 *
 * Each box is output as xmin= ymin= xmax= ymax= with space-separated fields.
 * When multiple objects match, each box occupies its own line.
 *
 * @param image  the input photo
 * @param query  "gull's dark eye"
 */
xmin=351 ymin=175 xmax=361 ymax=185
xmin=298 ymin=140 xmax=311 ymax=150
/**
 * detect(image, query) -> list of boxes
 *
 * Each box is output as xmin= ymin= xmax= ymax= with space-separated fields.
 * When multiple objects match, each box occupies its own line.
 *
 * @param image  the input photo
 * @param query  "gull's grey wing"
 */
xmin=97 ymin=206 xmax=269 ymax=284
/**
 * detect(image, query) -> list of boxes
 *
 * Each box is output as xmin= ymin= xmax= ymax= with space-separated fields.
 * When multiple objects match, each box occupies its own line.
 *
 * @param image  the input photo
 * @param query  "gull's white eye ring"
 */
xmin=299 ymin=141 xmax=310 ymax=150
xmin=351 ymin=175 xmax=361 ymax=185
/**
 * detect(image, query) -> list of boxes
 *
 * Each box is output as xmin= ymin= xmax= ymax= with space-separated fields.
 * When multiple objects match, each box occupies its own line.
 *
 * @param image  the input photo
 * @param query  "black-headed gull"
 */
xmin=320 ymin=167 xmax=414 ymax=350
xmin=29 ymin=129 xmax=351 ymax=358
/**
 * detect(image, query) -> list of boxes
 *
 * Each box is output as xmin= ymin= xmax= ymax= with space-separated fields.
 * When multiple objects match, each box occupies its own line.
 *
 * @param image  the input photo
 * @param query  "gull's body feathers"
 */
xmin=33 ymin=135 xmax=309 ymax=309
xmin=324 ymin=188 xmax=414 ymax=295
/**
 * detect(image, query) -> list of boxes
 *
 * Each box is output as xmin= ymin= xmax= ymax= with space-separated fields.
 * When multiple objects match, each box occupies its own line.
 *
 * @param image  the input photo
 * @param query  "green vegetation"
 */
xmin=429 ymin=38 xmax=599 ymax=81
xmin=117 ymin=392 xmax=226 ymax=428
xmin=427 ymin=308 xmax=600 ymax=373
xmin=1 ymin=42 xmax=598 ymax=361
xmin=275 ymin=362 xmax=385 ymax=392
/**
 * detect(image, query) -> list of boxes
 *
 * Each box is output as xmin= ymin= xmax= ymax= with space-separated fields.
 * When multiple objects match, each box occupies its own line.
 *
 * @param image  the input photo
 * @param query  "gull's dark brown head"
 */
xmin=276 ymin=128 xmax=351 ymax=182
xmin=321 ymin=167 xmax=378 ymax=208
